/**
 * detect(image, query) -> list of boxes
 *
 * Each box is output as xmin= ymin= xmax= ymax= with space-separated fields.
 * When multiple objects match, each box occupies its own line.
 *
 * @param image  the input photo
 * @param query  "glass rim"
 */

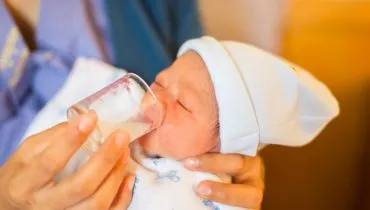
xmin=125 ymin=72 xmax=160 ymax=105
xmin=68 ymin=72 xmax=161 ymax=117
xmin=125 ymin=73 xmax=163 ymax=123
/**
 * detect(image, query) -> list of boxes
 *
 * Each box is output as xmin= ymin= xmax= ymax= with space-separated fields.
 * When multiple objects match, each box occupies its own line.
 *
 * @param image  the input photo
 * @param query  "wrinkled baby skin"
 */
xmin=139 ymin=51 xmax=220 ymax=160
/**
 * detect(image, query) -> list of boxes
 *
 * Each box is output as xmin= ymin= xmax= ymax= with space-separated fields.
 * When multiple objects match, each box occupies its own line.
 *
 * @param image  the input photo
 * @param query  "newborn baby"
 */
xmin=23 ymin=36 xmax=339 ymax=210
xmin=123 ymin=37 xmax=340 ymax=209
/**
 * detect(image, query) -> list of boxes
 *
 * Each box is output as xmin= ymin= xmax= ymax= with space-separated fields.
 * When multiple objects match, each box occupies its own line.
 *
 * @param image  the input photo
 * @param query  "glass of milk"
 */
xmin=67 ymin=73 xmax=163 ymax=154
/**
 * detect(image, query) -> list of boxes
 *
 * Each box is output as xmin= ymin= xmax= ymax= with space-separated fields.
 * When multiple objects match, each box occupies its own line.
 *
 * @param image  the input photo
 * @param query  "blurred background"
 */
xmin=4 ymin=0 xmax=370 ymax=209
xmin=198 ymin=1 xmax=370 ymax=209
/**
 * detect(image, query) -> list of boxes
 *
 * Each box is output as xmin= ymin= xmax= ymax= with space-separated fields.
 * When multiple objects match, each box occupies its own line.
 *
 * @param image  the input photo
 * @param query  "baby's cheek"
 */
xmin=158 ymin=123 xmax=216 ymax=159
xmin=157 ymin=106 xmax=217 ymax=159
xmin=157 ymin=123 xmax=191 ymax=158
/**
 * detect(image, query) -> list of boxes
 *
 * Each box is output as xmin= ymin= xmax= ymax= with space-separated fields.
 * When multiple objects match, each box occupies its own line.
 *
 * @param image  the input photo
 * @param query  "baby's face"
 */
xmin=139 ymin=51 xmax=219 ymax=160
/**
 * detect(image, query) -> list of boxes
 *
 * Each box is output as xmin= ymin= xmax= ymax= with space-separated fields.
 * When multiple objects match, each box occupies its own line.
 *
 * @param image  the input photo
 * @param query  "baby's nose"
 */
xmin=151 ymin=88 xmax=176 ymax=108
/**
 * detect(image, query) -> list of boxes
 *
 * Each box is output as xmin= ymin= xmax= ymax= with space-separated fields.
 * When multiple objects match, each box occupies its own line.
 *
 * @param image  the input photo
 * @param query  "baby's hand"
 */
xmin=139 ymin=51 xmax=220 ymax=159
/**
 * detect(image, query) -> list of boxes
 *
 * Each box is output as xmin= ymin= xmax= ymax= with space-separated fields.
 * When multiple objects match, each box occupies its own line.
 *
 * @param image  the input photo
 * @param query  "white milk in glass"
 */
xmin=75 ymin=77 xmax=153 ymax=152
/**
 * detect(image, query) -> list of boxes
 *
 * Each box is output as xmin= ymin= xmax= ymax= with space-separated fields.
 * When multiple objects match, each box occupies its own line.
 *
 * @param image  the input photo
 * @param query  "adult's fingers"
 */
xmin=86 ymin=152 xmax=130 ymax=210
xmin=110 ymin=175 xmax=135 ymax=210
xmin=195 ymin=181 xmax=263 ymax=209
xmin=12 ymin=113 xmax=97 ymax=195
xmin=184 ymin=153 xmax=256 ymax=177
xmin=66 ymin=155 xmax=131 ymax=210
xmin=39 ymin=130 xmax=130 ymax=208
xmin=15 ymin=122 xmax=67 ymax=162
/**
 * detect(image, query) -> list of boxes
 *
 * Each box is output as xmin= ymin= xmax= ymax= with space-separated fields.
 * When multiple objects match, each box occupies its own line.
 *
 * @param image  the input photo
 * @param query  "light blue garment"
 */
xmin=37 ymin=0 xmax=110 ymax=61
xmin=0 ymin=3 xmax=36 ymax=164
xmin=0 ymin=2 xmax=71 ymax=164
xmin=0 ymin=0 xmax=104 ymax=165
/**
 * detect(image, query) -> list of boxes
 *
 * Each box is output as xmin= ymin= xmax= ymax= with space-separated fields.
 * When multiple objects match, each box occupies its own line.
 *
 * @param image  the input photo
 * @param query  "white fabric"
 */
xmin=23 ymin=57 xmax=126 ymax=136
xmin=178 ymin=36 xmax=339 ymax=156
xmin=127 ymin=146 xmax=239 ymax=210
xmin=22 ymin=36 xmax=339 ymax=210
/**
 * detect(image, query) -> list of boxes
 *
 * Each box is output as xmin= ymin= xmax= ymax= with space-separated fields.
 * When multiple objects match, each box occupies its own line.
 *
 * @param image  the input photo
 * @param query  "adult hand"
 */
xmin=184 ymin=153 xmax=265 ymax=209
xmin=0 ymin=112 xmax=135 ymax=210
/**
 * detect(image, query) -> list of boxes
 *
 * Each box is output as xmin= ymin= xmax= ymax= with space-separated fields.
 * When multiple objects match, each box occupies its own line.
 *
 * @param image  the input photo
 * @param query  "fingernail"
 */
xmin=78 ymin=114 xmax=95 ymax=132
xmin=196 ymin=184 xmax=212 ymax=196
xmin=185 ymin=158 xmax=199 ymax=169
xmin=115 ymin=130 xmax=129 ymax=149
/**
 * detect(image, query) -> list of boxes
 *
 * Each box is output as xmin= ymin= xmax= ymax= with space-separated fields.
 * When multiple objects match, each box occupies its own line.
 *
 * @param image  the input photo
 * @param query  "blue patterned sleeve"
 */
xmin=0 ymin=3 xmax=74 ymax=165
xmin=0 ymin=50 xmax=73 ymax=166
